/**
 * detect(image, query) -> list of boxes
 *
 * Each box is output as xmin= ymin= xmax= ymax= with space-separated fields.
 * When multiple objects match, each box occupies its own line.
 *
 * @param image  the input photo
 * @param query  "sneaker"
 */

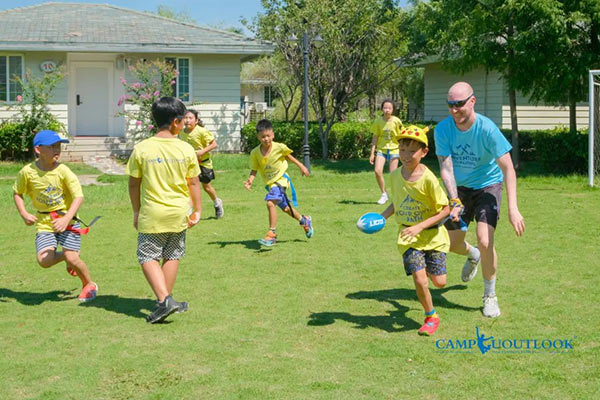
xmin=377 ymin=192 xmax=388 ymax=205
xmin=66 ymin=266 xmax=77 ymax=277
xmin=301 ymin=216 xmax=313 ymax=238
xmin=482 ymin=295 xmax=501 ymax=318
xmin=461 ymin=251 xmax=480 ymax=283
xmin=418 ymin=316 xmax=440 ymax=336
xmin=146 ymin=295 xmax=180 ymax=323
xmin=78 ymin=282 xmax=98 ymax=302
xmin=214 ymin=198 xmax=224 ymax=219
xmin=258 ymin=230 xmax=277 ymax=247
xmin=176 ymin=301 xmax=189 ymax=313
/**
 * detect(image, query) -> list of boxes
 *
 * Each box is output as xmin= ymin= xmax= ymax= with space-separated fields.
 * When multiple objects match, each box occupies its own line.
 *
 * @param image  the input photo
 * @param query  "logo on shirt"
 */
xmin=396 ymin=195 xmax=428 ymax=223
xmin=36 ymin=184 xmax=64 ymax=207
xmin=147 ymin=156 xmax=186 ymax=165
xmin=451 ymin=144 xmax=481 ymax=168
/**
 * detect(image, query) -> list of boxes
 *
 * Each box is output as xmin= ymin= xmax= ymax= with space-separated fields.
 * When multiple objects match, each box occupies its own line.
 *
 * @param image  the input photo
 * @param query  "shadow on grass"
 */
xmin=0 ymin=288 xmax=77 ymax=305
xmin=79 ymin=294 xmax=155 ymax=318
xmin=338 ymin=199 xmax=378 ymax=205
xmin=207 ymin=239 xmax=304 ymax=252
xmin=308 ymin=285 xmax=477 ymax=333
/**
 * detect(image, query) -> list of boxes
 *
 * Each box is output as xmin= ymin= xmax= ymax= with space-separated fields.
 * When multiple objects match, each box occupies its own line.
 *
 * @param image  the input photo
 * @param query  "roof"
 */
xmin=0 ymin=2 xmax=273 ymax=56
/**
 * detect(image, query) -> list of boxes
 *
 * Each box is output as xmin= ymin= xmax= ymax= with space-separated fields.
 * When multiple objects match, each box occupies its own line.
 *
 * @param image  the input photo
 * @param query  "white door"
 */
xmin=74 ymin=64 xmax=110 ymax=136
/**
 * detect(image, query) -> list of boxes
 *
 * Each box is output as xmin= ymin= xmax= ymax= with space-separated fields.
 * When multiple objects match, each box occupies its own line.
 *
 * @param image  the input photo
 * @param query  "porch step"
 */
xmin=62 ymin=136 xmax=132 ymax=162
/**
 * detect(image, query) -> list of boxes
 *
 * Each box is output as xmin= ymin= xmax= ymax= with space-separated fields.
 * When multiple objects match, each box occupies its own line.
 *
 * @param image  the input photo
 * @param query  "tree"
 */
xmin=251 ymin=0 xmax=407 ymax=159
xmin=412 ymin=0 xmax=566 ymax=167
xmin=155 ymin=5 xmax=196 ymax=24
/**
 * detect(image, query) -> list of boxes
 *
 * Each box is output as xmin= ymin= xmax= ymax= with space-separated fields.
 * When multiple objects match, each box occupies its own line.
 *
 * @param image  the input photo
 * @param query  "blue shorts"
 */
xmin=264 ymin=185 xmax=292 ymax=211
xmin=402 ymin=248 xmax=447 ymax=277
xmin=376 ymin=150 xmax=400 ymax=162
xmin=35 ymin=223 xmax=82 ymax=253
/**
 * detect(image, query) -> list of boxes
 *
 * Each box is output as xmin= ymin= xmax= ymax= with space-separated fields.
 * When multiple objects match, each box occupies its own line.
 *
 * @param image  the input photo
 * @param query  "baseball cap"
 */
xmin=398 ymin=125 xmax=429 ymax=147
xmin=33 ymin=130 xmax=69 ymax=147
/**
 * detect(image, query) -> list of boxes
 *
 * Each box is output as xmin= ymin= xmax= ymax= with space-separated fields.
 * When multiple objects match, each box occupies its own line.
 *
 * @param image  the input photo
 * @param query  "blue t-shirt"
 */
xmin=434 ymin=113 xmax=511 ymax=189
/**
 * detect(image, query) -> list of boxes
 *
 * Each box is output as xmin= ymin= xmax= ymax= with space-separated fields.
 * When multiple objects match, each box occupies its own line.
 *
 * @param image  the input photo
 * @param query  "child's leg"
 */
xmin=63 ymin=250 xmax=92 ymax=287
xmin=388 ymin=157 xmax=399 ymax=173
xmin=141 ymin=260 xmax=170 ymax=302
xmin=162 ymin=259 xmax=179 ymax=295
xmin=202 ymin=182 xmax=218 ymax=202
xmin=412 ymin=268 xmax=434 ymax=313
xmin=282 ymin=205 xmax=302 ymax=221
xmin=425 ymin=250 xmax=448 ymax=289
xmin=36 ymin=248 xmax=65 ymax=268
xmin=267 ymin=200 xmax=278 ymax=229
xmin=373 ymin=155 xmax=387 ymax=193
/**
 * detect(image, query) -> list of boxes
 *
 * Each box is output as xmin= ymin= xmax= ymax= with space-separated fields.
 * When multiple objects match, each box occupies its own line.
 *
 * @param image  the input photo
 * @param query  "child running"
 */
xmin=380 ymin=125 xmax=450 ymax=336
xmin=244 ymin=119 xmax=313 ymax=246
xmin=180 ymin=109 xmax=224 ymax=218
xmin=369 ymin=99 xmax=403 ymax=205
xmin=126 ymin=97 xmax=202 ymax=324
xmin=13 ymin=130 xmax=98 ymax=302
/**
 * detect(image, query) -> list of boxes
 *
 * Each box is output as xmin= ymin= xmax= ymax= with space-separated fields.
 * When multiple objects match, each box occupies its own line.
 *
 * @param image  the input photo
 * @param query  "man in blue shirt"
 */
xmin=435 ymin=82 xmax=525 ymax=318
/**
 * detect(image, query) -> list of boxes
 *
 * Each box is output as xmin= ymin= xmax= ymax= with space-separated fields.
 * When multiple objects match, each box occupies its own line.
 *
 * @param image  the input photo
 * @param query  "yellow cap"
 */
xmin=398 ymin=125 xmax=429 ymax=147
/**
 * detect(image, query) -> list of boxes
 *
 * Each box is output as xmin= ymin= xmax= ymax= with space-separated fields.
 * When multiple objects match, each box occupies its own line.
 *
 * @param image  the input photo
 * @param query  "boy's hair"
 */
xmin=380 ymin=99 xmax=395 ymax=110
xmin=256 ymin=119 xmax=273 ymax=134
xmin=185 ymin=109 xmax=205 ymax=127
xmin=398 ymin=137 xmax=427 ymax=150
xmin=152 ymin=97 xmax=186 ymax=130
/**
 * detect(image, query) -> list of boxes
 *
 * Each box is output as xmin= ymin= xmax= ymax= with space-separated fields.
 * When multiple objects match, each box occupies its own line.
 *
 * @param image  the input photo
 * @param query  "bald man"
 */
xmin=434 ymin=82 xmax=525 ymax=318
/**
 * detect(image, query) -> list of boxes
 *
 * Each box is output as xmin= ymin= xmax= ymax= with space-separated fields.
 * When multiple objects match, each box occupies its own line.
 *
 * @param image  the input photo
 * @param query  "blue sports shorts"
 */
xmin=264 ymin=185 xmax=292 ymax=211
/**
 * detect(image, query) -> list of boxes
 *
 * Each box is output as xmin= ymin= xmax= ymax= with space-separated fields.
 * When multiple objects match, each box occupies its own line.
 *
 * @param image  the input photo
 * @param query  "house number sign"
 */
xmin=40 ymin=61 xmax=57 ymax=73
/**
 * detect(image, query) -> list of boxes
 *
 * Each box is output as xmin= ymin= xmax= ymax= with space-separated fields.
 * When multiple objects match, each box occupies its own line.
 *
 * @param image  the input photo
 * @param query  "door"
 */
xmin=74 ymin=64 xmax=110 ymax=135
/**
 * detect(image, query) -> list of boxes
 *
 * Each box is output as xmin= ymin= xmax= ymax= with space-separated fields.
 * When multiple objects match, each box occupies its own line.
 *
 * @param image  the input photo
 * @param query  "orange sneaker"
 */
xmin=78 ymin=282 xmax=98 ymax=302
xmin=418 ymin=316 xmax=439 ymax=336
xmin=258 ymin=230 xmax=277 ymax=246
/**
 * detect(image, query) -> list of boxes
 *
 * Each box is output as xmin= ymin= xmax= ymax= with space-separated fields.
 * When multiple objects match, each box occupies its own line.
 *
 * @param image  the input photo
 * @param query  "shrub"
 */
xmin=533 ymin=128 xmax=588 ymax=173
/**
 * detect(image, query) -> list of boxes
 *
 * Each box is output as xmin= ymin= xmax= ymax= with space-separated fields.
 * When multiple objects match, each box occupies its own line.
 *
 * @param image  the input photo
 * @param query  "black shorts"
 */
xmin=445 ymin=182 xmax=502 ymax=230
xmin=199 ymin=166 xmax=215 ymax=184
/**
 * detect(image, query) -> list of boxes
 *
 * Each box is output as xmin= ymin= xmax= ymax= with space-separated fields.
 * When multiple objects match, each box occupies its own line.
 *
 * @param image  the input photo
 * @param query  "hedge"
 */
xmin=0 ymin=119 xmax=64 ymax=160
xmin=241 ymin=121 xmax=589 ymax=174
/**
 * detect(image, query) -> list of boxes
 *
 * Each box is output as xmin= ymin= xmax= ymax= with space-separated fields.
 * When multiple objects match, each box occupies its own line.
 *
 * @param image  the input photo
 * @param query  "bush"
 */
xmin=0 ymin=119 xmax=62 ymax=160
xmin=533 ymin=128 xmax=588 ymax=173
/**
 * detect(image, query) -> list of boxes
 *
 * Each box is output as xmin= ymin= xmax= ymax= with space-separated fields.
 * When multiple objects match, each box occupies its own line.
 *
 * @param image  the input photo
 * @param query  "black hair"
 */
xmin=398 ymin=137 xmax=427 ymax=150
xmin=185 ymin=109 xmax=205 ymax=127
xmin=152 ymin=97 xmax=186 ymax=130
xmin=256 ymin=119 xmax=273 ymax=134
xmin=380 ymin=99 xmax=395 ymax=110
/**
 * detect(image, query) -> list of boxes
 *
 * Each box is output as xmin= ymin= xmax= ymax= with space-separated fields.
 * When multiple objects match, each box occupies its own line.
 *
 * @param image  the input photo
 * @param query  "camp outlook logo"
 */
xmin=435 ymin=326 xmax=576 ymax=354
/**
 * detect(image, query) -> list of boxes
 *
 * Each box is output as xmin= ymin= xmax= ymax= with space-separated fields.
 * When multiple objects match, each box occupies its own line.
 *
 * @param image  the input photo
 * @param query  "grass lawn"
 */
xmin=0 ymin=154 xmax=598 ymax=399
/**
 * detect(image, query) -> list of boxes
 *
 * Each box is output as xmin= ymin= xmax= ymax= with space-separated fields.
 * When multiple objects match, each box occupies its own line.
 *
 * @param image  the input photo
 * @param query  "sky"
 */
xmin=0 ymin=1 xmax=412 ymax=36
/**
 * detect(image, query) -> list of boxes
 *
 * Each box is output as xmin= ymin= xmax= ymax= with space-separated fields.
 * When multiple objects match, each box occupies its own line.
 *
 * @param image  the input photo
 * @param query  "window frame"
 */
xmin=164 ymin=56 xmax=192 ymax=103
xmin=0 ymin=54 xmax=24 ymax=103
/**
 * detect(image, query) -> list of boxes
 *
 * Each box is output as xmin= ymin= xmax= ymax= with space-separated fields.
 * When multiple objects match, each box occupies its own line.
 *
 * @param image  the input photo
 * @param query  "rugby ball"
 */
xmin=357 ymin=212 xmax=386 ymax=234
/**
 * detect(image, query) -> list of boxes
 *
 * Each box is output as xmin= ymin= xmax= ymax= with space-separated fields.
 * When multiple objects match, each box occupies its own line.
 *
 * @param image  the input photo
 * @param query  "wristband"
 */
xmin=449 ymin=198 xmax=463 ymax=208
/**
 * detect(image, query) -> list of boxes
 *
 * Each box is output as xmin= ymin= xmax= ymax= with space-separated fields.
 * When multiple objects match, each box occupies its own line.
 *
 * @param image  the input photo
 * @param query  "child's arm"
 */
xmin=285 ymin=154 xmax=309 ymax=176
xmin=52 ymin=197 xmax=83 ymax=233
xmin=380 ymin=203 xmax=395 ymax=219
xmin=369 ymin=135 xmax=378 ymax=165
xmin=196 ymin=140 xmax=217 ymax=160
xmin=244 ymin=170 xmax=257 ymax=191
xmin=400 ymin=205 xmax=450 ymax=240
xmin=128 ymin=177 xmax=142 ymax=229
xmin=187 ymin=176 xmax=202 ymax=227
xmin=13 ymin=193 xmax=37 ymax=226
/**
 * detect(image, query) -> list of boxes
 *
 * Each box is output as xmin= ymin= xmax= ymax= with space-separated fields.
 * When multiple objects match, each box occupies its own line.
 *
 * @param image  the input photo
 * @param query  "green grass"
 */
xmin=1 ymin=155 xmax=598 ymax=399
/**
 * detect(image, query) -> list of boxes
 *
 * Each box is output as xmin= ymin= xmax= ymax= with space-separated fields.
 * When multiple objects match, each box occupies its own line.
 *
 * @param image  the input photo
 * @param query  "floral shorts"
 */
xmin=402 ymin=248 xmax=447 ymax=276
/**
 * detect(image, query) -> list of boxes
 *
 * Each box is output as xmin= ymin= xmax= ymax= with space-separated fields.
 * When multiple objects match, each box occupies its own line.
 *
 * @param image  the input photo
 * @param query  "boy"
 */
xmin=244 ymin=119 xmax=313 ymax=246
xmin=380 ymin=126 xmax=450 ymax=336
xmin=126 ymin=97 xmax=202 ymax=324
xmin=13 ymin=130 xmax=98 ymax=302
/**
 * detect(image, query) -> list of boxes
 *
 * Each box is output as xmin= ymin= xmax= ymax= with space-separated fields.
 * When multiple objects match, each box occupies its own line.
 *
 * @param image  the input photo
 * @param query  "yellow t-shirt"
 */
xmin=13 ymin=163 xmax=83 ymax=233
xmin=126 ymin=136 xmax=201 ymax=233
xmin=390 ymin=165 xmax=450 ymax=254
xmin=179 ymin=125 xmax=215 ymax=168
xmin=249 ymin=142 xmax=293 ymax=188
xmin=370 ymin=116 xmax=402 ymax=153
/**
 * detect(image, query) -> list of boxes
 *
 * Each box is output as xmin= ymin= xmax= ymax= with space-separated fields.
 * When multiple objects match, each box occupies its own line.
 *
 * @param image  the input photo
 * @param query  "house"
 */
xmin=399 ymin=56 xmax=589 ymax=130
xmin=0 ymin=2 xmax=273 ymax=159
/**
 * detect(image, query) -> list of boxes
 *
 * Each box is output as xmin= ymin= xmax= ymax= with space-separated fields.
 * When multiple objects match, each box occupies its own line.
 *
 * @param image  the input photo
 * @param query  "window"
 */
xmin=165 ymin=57 xmax=190 ymax=102
xmin=0 ymin=55 xmax=23 ymax=102
xmin=264 ymin=85 xmax=278 ymax=107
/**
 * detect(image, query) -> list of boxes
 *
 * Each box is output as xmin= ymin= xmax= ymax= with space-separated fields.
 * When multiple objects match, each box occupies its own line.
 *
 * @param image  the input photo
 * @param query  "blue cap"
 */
xmin=33 ymin=130 xmax=69 ymax=147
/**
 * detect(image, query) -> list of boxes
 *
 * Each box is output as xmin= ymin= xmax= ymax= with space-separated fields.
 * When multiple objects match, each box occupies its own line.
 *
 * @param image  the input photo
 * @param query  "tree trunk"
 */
xmin=508 ymin=87 xmax=519 ymax=169
xmin=569 ymin=84 xmax=577 ymax=133
xmin=368 ymin=94 xmax=376 ymax=119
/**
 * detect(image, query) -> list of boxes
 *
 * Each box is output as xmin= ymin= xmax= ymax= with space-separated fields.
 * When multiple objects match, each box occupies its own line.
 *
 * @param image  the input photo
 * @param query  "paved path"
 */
xmin=83 ymin=155 xmax=126 ymax=175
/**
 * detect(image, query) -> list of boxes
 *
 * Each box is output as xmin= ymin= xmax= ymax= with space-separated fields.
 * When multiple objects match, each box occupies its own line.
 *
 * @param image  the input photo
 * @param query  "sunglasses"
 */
xmin=447 ymin=94 xmax=473 ymax=109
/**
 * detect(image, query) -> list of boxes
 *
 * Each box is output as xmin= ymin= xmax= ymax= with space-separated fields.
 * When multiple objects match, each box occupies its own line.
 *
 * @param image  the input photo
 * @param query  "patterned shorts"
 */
xmin=137 ymin=231 xmax=186 ymax=264
xmin=35 ymin=223 xmax=82 ymax=253
xmin=402 ymin=248 xmax=447 ymax=276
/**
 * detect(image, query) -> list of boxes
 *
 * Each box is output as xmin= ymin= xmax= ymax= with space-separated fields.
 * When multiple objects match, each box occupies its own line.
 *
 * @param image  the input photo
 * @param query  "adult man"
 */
xmin=434 ymin=82 xmax=525 ymax=317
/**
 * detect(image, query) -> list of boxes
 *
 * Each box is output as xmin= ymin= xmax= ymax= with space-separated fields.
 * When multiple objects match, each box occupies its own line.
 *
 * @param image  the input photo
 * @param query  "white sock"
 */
xmin=467 ymin=244 xmax=480 ymax=260
xmin=483 ymin=278 xmax=496 ymax=297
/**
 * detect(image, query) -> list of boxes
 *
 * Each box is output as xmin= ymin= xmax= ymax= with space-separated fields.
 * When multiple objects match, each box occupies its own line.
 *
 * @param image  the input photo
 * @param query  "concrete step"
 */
xmin=62 ymin=136 xmax=132 ymax=162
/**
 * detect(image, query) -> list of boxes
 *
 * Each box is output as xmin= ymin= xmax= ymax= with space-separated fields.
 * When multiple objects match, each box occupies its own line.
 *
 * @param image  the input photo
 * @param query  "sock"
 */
xmin=425 ymin=308 xmax=438 ymax=319
xmin=269 ymin=228 xmax=276 ymax=235
xmin=467 ymin=244 xmax=480 ymax=260
xmin=483 ymin=278 xmax=496 ymax=297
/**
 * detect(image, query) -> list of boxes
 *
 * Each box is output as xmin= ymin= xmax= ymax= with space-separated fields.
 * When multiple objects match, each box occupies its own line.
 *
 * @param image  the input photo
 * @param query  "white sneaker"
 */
xmin=214 ymin=198 xmax=224 ymax=219
xmin=377 ymin=192 xmax=388 ymax=205
xmin=461 ymin=253 xmax=480 ymax=282
xmin=482 ymin=295 xmax=501 ymax=318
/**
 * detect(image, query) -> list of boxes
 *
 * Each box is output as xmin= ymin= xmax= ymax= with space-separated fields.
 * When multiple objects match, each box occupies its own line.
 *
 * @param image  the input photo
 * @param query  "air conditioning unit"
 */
xmin=255 ymin=102 xmax=267 ymax=112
